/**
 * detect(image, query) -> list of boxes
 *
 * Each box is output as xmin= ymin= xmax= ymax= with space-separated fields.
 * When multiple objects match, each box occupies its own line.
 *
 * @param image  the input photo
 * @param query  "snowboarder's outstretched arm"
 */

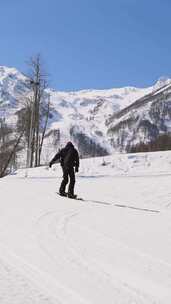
xmin=49 ymin=150 xmax=62 ymax=167
xmin=74 ymin=150 xmax=79 ymax=172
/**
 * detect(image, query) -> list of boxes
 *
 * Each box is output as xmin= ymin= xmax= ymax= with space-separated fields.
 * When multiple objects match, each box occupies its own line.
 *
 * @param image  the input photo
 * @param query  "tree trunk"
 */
xmin=38 ymin=95 xmax=50 ymax=165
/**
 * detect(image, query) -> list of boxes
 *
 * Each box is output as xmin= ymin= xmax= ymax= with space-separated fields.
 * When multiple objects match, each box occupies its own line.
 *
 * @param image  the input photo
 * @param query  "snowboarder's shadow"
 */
xmin=83 ymin=199 xmax=160 ymax=213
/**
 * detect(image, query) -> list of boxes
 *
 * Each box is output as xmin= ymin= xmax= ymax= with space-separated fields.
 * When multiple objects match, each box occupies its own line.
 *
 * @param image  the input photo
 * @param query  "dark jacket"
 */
xmin=50 ymin=142 xmax=79 ymax=170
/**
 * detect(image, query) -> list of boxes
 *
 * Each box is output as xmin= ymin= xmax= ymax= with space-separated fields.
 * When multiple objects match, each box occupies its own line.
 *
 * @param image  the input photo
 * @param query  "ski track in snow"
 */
xmin=0 ymin=253 xmax=59 ymax=304
xmin=35 ymin=205 xmax=167 ymax=304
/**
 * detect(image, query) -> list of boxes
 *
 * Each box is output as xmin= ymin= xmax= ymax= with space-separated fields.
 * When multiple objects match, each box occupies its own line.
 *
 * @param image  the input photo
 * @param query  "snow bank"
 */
xmin=15 ymin=150 xmax=171 ymax=178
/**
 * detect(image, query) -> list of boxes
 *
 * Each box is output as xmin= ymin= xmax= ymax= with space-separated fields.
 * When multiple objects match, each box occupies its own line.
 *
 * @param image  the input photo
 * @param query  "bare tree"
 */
xmin=0 ymin=54 xmax=50 ymax=175
xmin=0 ymin=118 xmax=24 ymax=177
xmin=16 ymin=54 xmax=51 ymax=168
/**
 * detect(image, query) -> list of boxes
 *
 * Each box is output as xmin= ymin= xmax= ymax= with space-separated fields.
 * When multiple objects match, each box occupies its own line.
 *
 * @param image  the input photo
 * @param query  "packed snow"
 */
xmin=1 ymin=150 xmax=171 ymax=303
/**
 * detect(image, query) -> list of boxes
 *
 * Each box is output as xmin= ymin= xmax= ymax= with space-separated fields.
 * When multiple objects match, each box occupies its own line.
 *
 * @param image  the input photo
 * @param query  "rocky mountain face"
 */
xmin=0 ymin=66 xmax=171 ymax=163
xmin=107 ymin=81 xmax=171 ymax=151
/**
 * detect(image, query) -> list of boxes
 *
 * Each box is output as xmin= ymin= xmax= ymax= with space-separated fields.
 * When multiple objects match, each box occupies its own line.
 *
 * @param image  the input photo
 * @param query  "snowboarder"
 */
xmin=49 ymin=141 xmax=79 ymax=198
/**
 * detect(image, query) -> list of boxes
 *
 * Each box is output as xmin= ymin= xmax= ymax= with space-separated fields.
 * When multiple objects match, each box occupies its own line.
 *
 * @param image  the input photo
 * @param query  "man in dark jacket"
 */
xmin=49 ymin=142 xmax=79 ymax=198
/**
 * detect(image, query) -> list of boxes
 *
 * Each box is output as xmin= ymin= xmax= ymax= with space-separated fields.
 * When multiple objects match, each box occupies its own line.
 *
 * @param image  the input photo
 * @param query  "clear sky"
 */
xmin=0 ymin=0 xmax=171 ymax=91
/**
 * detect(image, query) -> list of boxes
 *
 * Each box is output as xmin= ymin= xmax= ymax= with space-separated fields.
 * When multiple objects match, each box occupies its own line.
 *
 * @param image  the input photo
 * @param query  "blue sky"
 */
xmin=0 ymin=0 xmax=171 ymax=91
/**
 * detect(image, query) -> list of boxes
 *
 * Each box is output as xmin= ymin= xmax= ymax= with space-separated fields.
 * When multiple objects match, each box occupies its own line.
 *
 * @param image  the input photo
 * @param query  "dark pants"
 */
xmin=59 ymin=166 xmax=75 ymax=195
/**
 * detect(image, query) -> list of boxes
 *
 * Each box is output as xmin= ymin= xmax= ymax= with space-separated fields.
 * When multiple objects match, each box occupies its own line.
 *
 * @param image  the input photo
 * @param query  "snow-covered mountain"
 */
xmin=46 ymin=84 xmax=153 ymax=155
xmin=0 ymin=65 xmax=171 ymax=161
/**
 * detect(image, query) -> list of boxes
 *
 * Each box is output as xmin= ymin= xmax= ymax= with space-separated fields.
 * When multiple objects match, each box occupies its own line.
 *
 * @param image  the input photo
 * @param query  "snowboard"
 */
xmin=56 ymin=192 xmax=83 ymax=201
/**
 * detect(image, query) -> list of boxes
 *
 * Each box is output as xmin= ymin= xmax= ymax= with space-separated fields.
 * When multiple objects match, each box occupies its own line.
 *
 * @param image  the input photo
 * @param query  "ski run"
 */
xmin=1 ymin=150 xmax=171 ymax=303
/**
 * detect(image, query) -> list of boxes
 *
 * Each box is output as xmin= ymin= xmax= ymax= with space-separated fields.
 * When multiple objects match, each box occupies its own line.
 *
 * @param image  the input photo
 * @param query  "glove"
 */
xmin=75 ymin=167 xmax=79 ymax=173
xmin=49 ymin=162 xmax=52 ymax=168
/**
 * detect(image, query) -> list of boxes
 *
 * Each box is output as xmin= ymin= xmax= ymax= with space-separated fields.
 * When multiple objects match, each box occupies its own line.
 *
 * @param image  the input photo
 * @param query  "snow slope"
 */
xmin=1 ymin=150 xmax=171 ymax=303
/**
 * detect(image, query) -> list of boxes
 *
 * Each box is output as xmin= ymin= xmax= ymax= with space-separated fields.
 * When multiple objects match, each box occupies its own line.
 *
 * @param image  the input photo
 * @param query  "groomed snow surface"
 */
xmin=1 ymin=150 xmax=171 ymax=303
